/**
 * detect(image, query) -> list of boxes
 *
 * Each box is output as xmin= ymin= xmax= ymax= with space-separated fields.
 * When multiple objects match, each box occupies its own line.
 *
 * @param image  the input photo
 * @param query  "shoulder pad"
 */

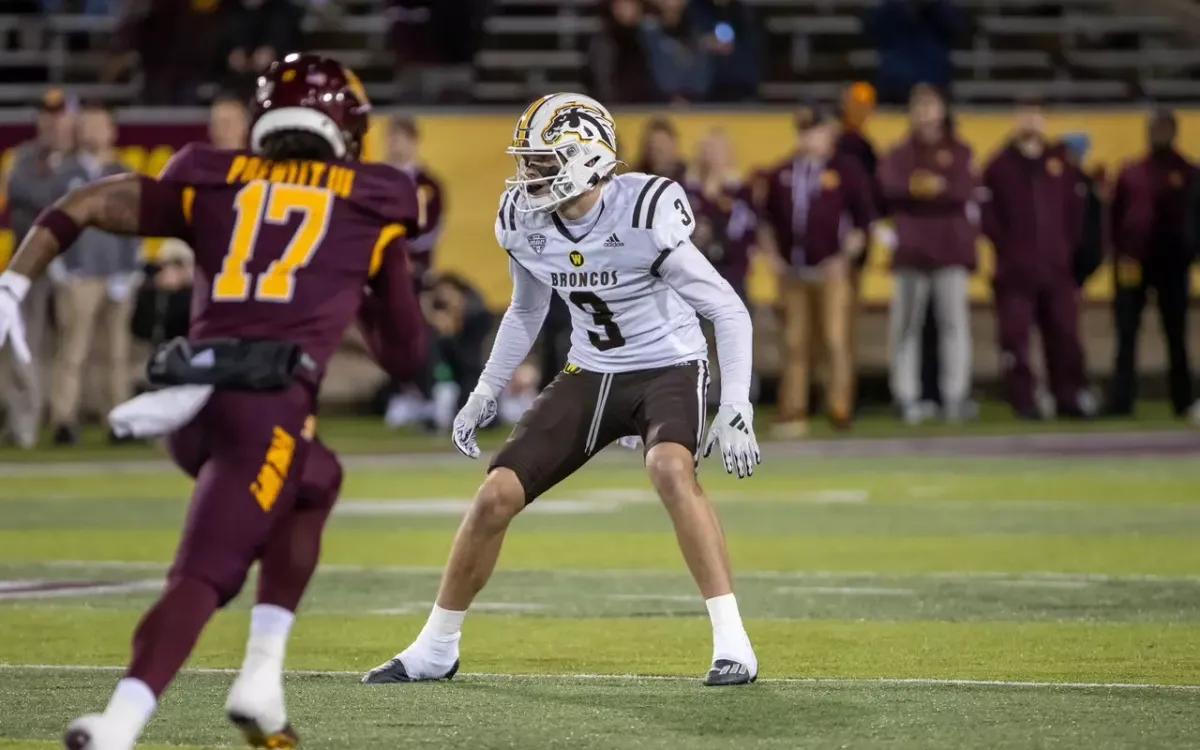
xmin=351 ymin=162 xmax=420 ymax=228
xmin=628 ymin=174 xmax=677 ymax=229
xmin=495 ymin=188 xmax=521 ymax=248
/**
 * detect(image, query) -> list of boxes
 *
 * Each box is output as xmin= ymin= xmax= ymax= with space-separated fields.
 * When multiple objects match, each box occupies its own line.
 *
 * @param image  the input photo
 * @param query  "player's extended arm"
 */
xmin=655 ymin=242 xmax=753 ymax=405
xmin=7 ymin=173 xmax=184 ymax=280
xmin=359 ymin=237 xmax=427 ymax=383
xmin=475 ymin=257 xmax=553 ymax=397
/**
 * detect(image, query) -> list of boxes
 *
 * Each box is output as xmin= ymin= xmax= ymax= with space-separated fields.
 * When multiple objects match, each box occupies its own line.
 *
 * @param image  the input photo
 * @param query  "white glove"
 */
xmin=703 ymin=402 xmax=761 ymax=479
xmin=617 ymin=435 xmax=642 ymax=451
xmin=0 ymin=272 xmax=32 ymax=364
xmin=451 ymin=383 xmax=499 ymax=459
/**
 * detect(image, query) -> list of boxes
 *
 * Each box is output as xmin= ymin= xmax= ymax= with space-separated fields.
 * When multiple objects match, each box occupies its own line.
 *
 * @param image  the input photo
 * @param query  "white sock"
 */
xmin=418 ymin=604 xmax=466 ymax=644
xmin=705 ymin=594 xmax=755 ymax=665
xmin=243 ymin=604 xmax=295 ymax=672
xmin=103 ymin=678 xmax=156 ymax=740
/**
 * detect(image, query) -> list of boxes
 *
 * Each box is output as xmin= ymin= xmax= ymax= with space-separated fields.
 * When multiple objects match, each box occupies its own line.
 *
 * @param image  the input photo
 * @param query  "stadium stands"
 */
xmin=0 ymin=0 xmax=1196 ymax=105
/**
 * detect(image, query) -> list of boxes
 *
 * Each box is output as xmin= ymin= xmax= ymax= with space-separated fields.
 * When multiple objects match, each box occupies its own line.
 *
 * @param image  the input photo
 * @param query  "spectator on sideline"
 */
xmin=1059 ymin=132 xmax=1104 ymax=289
xmin=687 ymin=129 xmax=758 ymax=404
xmin=836 ymin=82 xmax=882 ymax=406
xmin=1108 ymin=109 xmax=1198 ymax=419
xmin=879 ymin=84 xmax=977 ymax=423
xmin=208 ymin=91 xmax=249 ymax=150
xmin=982 ymin=95 xmax=1091 ymax=419
xmin=387 ymin=117 xmax=444 ymax=277
xmin=637 ymin=0 xmax=713 ymax=102
xmin=755 ymin=106 xmax=874 ymax=436
xmin=690 ymin=0 xmax=762 ymax=101
xmin=863 ymin=0 xmax=965 ymax=104
xmin=686 ymin=128 xmax=755 ymax=298
xmin=48 ymin=102 xmax=141 ymax=446
xmin=110 ymin=0 xmax=225 ymax=105
xmin=1 ymin=89 xmax=75 ymax=448
xmin=636 ymin=116 xmax=688 ymax=182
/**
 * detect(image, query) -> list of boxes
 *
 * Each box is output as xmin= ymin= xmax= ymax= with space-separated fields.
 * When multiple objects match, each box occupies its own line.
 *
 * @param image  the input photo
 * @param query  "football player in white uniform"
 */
xmin=365 ymin=93 xmax=761 ymax=686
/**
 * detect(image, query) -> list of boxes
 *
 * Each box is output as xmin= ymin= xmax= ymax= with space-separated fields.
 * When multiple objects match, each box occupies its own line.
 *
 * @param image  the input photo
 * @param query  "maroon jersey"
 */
xmin=145 ymin=142 xmax=424 ymax=382
xmin=683 ymin=178 xmax=756 ymax=288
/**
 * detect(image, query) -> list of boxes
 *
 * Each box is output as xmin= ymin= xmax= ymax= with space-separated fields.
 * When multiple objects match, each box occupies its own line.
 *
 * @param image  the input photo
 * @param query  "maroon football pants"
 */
xmin=993 ymin=277 xmax=1086 ymax=416
xmin=127 ymin=385 xmax=343 ymax=696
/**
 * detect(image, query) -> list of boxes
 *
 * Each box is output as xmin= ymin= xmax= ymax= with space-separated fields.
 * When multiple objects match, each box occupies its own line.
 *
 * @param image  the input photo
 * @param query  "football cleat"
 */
xmin=227 ymin=711 xmax=299 ymax=749
xmin=703 ymin=659 xmax=757 ymax=687
xmin=226 ymin=668 xmax=295 ymax=748
xmin=63 ymin=714 xmax=133 ymax=750
xmin=361 ymin=657 xmax=460 ymax=684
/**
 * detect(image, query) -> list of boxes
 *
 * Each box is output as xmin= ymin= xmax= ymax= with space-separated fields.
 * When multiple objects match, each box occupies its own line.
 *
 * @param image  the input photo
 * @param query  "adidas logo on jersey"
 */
xmin=603 ymin=233 xmax=623 ymax=248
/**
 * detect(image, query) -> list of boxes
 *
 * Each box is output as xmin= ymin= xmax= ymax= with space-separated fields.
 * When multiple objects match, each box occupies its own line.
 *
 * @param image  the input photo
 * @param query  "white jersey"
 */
xmin=495 ymin=173 xmax=708 ymax=372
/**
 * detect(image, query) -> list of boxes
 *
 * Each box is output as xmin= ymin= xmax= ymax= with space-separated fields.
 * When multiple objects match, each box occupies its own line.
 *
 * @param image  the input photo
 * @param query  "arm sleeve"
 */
xmin=476 ymin=256 xmax=553 ymax=395
xmin=656 ymin=242 xmax=753 ymax=405
xmin=360 ymin=236 xmax=427 ymax=383
xmin=843 ymin=160 xmax=876 ymax=229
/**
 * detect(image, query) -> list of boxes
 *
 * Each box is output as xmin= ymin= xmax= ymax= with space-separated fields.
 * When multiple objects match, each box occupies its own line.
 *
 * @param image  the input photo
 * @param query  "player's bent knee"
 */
xmin=645 ymin=442 xmax=698 ymax=499
xmin=471 ymin=468 xmax=527 ymax=528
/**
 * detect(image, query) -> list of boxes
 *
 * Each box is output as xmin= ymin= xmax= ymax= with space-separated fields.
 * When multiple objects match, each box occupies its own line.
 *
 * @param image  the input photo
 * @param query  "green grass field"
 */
xmin=1 ymin=415 xmax=1198 ymax=748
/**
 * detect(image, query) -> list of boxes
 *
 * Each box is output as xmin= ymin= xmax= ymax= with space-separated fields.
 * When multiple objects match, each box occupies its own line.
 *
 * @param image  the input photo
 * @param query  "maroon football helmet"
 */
xmin=249 ymin=53 xmax=371 ymax=160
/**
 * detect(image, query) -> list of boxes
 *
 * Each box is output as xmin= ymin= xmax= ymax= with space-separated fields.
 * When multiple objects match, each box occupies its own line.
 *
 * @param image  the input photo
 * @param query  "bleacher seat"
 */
xmin=0 ymin=0 xmax=1195 ymax=106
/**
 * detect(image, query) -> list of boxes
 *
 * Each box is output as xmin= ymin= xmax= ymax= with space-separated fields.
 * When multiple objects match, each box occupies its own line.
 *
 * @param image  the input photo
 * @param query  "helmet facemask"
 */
xmin=507 ymin=141 xmax=612 ymax=213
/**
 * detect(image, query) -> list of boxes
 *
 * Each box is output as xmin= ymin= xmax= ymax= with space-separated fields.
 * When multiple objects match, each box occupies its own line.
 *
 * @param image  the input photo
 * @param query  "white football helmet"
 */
xmin=506 ymin=92 xmax=620 ymax=213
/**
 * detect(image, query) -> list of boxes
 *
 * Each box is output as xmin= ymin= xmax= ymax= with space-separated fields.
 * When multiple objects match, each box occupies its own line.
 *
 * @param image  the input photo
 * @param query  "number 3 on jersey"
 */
xmin=569 ymin=291 xmax=626 ymax=351
xmin=212 ymin=182 xmax=333 ymax=303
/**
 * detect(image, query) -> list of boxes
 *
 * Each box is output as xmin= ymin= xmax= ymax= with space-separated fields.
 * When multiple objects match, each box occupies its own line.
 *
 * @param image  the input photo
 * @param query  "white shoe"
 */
xmin=362 ymin=639 xmax=461 ymax=683
xmin=225 ymin=667 xmax=297 ymax=748
xmin=63 ymin=714 xmax=134 ymax=750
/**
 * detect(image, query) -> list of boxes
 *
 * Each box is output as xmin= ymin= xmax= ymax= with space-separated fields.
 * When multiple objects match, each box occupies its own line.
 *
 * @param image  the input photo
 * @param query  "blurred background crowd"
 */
xmin=1 ymin=0 xmax=1199 ymax=448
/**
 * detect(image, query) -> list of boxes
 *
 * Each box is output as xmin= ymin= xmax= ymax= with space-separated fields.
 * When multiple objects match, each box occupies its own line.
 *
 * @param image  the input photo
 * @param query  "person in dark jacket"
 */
xmin=1108 ymin=109 xmax=1198 ymax=418
xmin=981 ymin=97 xmax=1090 ymax=419
xmin=1060 ymin=132 xmax=1104 ymax=289
xmin=879 ymin=84 xmax=977 ymax=422
xmin=755 ymin=105 xmax=875 ymax=435
xmin=862 ymin=0 xmax=965 ymax=104
xmin=835 ymin=82 xmax=882 ymax=412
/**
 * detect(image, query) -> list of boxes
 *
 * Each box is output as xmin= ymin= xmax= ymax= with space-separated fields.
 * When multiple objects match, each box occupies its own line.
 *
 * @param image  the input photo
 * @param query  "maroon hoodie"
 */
xmin=981 ymin=140 xmax=1085 ymax=287
xmin=879 ymin=134 xmax=978 ymax=271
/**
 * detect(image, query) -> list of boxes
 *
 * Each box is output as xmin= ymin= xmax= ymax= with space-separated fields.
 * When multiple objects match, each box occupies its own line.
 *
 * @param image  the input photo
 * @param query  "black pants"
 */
xmin=1109 ymin=259 xmax=1193 ymax=415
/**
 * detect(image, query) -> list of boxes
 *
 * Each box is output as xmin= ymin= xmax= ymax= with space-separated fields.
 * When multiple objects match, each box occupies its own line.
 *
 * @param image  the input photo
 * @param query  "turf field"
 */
xmin=1 ymin=418 xmax=1198 ymax=749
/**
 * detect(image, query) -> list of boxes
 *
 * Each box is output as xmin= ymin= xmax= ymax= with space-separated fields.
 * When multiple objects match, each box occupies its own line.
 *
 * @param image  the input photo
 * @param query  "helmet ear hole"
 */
xmin=585 ymin=156 xmax=600 ymax=168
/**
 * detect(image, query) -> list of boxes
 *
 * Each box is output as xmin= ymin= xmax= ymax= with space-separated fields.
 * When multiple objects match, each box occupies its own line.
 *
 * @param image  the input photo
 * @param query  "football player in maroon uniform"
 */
xmin=0 ymin=54 xmax=426 ymax=750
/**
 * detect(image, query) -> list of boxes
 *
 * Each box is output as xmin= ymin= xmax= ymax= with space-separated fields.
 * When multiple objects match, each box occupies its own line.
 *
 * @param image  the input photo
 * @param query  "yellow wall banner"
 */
xmin=416 ymin=109 xmax=1200 ymax=308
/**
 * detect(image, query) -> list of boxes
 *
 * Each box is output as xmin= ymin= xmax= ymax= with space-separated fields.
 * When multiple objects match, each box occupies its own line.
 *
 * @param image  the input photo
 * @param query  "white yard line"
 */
xmin=0 ymin=663 xmax=1195 ymax=691
xmin=27 ymin=560 xmax=1200 ymax=584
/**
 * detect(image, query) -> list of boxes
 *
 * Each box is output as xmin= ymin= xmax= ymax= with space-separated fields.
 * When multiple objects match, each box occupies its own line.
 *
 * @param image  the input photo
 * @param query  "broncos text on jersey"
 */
xmin=495 ymin=173 xmax=710 ymax=373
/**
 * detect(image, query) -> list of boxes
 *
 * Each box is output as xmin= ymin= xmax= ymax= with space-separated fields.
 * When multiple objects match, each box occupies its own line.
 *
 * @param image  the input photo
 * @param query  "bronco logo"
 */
xmin=541 ymin=104 xmax=617 ymax=153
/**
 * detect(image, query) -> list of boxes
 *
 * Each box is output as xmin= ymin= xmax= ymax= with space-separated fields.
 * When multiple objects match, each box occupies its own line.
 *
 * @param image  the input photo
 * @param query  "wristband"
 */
xmin=0 ymin=270 xmax=31 ymax=302
xmin=33 ymin=207 xmax=83 ymax=250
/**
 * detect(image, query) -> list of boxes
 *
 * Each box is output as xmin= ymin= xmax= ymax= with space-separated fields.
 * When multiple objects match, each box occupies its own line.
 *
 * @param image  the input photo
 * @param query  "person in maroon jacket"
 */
xmin=754 ymin=105 xmax=874 ymax=435
xmin=879 ymin=84 xmax=978 ymax=423
xmin=687 ymin=129 xmax=759 ymax=405
xmin=388 ymin=116 xmax=445 ymax=277
xmin=686 ymin=128 xmax=756 ymax=297
xmin=1108 ymin=109 xmax=1198 ymax=418
xmin=981 ymin=95 xmax=1090 ymax=419
xmin=0 ymin=55 xmax=426 ymax=750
